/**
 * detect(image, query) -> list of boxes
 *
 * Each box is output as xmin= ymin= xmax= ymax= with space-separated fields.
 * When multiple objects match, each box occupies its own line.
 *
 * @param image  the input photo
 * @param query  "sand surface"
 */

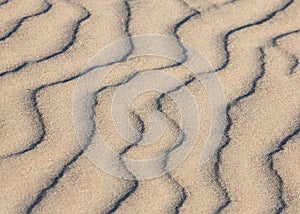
xmin=0 ymin=0 xmax=300 ymax=213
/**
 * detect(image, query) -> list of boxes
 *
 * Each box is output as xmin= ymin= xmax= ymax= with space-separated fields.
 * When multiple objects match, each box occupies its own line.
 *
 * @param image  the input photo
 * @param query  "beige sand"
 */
xmin=0 ymin=0 xmax=300 ymax=213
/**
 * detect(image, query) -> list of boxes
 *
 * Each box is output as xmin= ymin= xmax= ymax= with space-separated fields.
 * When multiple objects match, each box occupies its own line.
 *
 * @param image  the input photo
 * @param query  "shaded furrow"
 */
xmin=290 ymin=55 xmax=299 ymax=75
xmin=105 ymin=180 xmax=139 ymax=214
xmin=0 ymin=0 xmax=52 ymax=42
xmin=265 ymin=30 xmax=300 ymax=214
xmin=105 ymin=111 xmax=145 ymax=214
xmin=0 ymin=4 xmax=91 ymax=78
xmin=172 ymin=9 xmax=200 ymax=62
xmin=35 ymin=11 xmax=92 ymax=62
xmin=174 ymin=182 xmax=187 ymax=214
xmin=164 ymin=173 xmax=187 ymax=214
xmin=203 ymin=0 xmax=240 ymax=13
xmin=155 ymin=87 xmax=189 ymax=214
xmin=25 ymin=148 xmax=85 ymax=213
xmin=0 ymin=62 xmax=28 ymax=78
xmin=179 ymin=0 xmax=239 ymax=12
xmin=271 ymin=29 xmax=300 ymax=75
xmin=214 ymin=47 xmax=267 ymax=213
xmin=267 ymin=126 xmax=300 ymax=214
xmin=212 ymin=0 xmax=294 ymax=73
xmin=271 ymin=29 xmax=300 ymax=46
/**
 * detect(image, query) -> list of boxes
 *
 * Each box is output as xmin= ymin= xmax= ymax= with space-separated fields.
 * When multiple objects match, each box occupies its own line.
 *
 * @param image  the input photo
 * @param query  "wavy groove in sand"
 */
xmin=0 ymin=1 xmax=90 ymax=77
xmin=0 ymin=0 xmax=52 ymax=42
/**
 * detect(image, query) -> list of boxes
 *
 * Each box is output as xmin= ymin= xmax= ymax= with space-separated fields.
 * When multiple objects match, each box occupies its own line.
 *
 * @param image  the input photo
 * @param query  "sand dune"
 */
xmin=0 ymin=0 xmax=299 ymax=213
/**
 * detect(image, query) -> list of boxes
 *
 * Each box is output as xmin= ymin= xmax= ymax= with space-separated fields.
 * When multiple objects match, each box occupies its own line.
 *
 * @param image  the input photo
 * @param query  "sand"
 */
xmin=0 ymin=0 xmax=300 ymax=213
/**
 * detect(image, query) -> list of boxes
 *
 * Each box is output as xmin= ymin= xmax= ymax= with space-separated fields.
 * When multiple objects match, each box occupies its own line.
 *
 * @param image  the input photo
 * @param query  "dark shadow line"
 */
xmin=213 ymin=0 xmax=294 ymax=73
xmin=105 ymin=180 xmax=139 ymax=214
xmin=35 ymin=11 xmax=91 ymax=63
xmin=271 ymin=29 xmax=300 ymax=46
xmin=290 ymin=55 xmax=299 ymax=74
xmin=105 ymin=111 xmax=144 ymax=213
xmin=25 ymin=148 xmax=85 ymax=213
xmin=267 ymin=126 xmax=300 ymax=214
xmin=0 ymin=62 xmax=28 ymax=77
xmin=214 ymin=47 xmax=267 ymax=213
xmin=0 ymin=2 xmax=90 ymax=78
xmin=0 ymin=0 xmax=52 ymax=42
xmin=271 ymin=29 xmax=300 ymax=75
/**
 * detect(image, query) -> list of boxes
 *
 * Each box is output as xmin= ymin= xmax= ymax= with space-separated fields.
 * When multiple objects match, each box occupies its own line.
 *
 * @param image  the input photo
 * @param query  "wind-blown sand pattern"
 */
xmin=0 ymin=0 xmax=299 ymax=213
